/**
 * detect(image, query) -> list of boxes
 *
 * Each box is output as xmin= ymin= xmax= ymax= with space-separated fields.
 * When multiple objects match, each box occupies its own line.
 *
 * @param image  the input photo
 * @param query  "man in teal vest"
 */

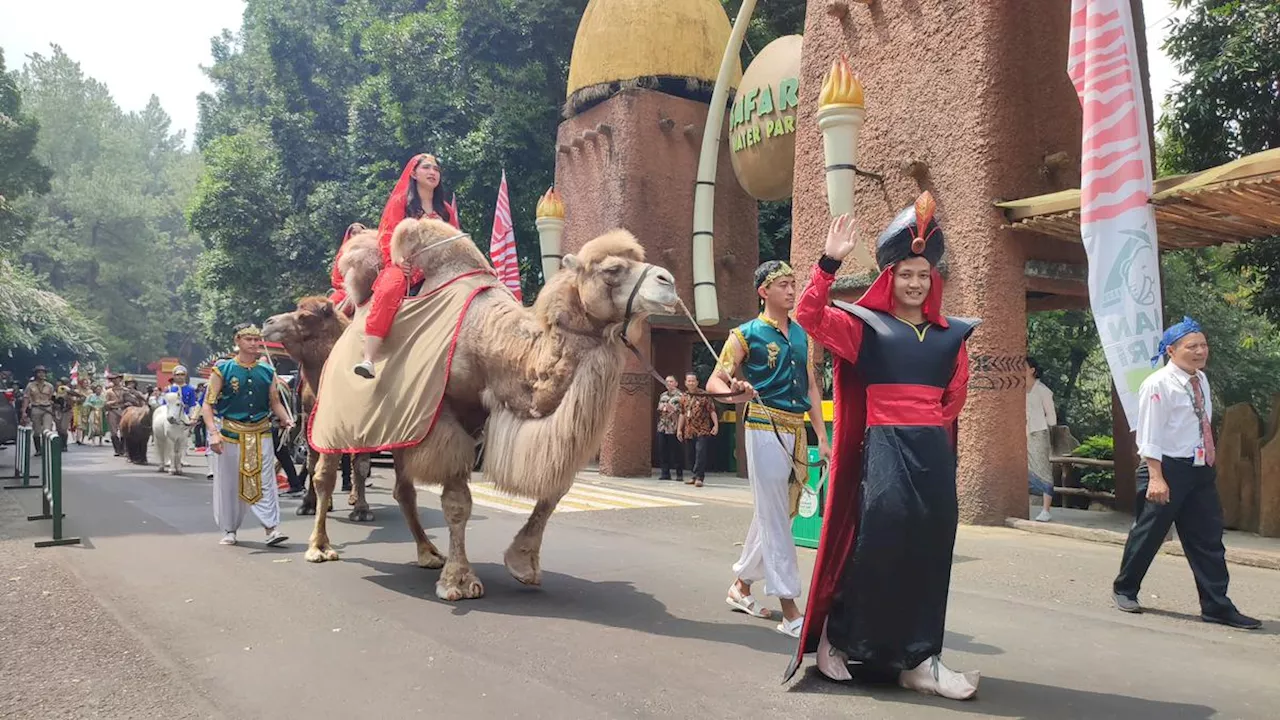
xmin=201 ymin=323 xmax=293 ymax=547
xmin=708 ymin=260 xmax=830 ymax=639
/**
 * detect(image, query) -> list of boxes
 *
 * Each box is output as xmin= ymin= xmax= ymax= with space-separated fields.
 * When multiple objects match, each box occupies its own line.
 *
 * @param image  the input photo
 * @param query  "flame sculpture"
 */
xmin=535 ymin=187 xmax=566 ymax=282
xmin=816 ymin=55 xmax=873 ymax=270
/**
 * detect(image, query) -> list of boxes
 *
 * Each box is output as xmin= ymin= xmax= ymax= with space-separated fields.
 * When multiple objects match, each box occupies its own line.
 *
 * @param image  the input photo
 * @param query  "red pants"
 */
xmin=365 ymin=266 xmax=410 ymax=339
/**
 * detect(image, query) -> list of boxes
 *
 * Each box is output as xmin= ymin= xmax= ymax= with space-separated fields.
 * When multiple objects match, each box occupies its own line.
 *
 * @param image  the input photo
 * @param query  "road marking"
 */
xmin=423 ymin=481 xmax=699 ymax=514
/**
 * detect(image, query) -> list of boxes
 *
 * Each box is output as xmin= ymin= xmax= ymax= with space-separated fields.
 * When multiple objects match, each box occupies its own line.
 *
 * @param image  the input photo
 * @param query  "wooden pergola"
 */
xmin=994 ymin=148 xmax=1280 ymax=516
xmin=997 ymin=148 xmax=1280 ymax=248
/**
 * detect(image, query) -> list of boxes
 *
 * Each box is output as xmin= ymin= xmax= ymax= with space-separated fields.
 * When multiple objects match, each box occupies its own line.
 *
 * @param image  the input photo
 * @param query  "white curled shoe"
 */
xmin=353 ymin=360 xmax=375 ymax=379
xmin=816 ymin=622 xmax=852 ymax=681
xmin=898 ymin=655 xmax=979 ymax=700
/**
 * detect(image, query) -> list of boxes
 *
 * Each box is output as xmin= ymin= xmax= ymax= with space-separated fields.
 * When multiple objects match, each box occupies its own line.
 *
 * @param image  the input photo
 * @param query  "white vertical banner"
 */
xmin=1068 ymin=0 xmax=1163 ymax=428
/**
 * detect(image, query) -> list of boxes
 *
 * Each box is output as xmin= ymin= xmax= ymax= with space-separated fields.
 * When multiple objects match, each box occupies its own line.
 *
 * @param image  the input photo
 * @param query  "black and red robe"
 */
xmin=786 ymin=264 xmax=976 ymax=681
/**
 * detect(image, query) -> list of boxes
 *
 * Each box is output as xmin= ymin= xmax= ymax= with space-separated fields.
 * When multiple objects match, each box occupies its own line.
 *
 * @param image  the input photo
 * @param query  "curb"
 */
xmin=1005 ymin=517 xmax=1280 ymax=572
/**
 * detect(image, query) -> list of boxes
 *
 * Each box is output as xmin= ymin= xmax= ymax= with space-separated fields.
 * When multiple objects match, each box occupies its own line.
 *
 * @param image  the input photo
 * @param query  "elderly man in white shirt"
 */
xmin=1111 ymin=317 xmax=1260 ymax=630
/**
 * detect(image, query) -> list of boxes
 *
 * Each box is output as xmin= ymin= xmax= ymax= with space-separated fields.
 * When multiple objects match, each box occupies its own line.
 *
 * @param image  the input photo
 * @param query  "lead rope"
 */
xmin=673 ymin=297 xmax=825 ymax=472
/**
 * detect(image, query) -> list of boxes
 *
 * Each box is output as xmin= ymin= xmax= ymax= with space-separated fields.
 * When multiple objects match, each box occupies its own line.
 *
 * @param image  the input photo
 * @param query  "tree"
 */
xmin=14 ymin=46 xmax=203 ymax=370
xmin=1159 ymin=0 xmax=1280 ymax=321
xmin=0 ymin=48 xmax=53 ymax=254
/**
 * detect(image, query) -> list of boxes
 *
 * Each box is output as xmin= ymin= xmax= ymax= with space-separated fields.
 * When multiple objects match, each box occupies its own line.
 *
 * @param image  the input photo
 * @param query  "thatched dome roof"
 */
xmin=565 ymin=0 xmax=741 ymax=116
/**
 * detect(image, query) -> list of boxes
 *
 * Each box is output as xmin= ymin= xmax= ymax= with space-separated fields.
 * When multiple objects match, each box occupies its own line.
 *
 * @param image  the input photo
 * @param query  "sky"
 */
xmin=0 ymin=0 xmax=1186 ymax=144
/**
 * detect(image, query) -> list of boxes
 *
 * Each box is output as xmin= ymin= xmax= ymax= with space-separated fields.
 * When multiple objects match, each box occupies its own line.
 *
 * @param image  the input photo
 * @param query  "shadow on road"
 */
xmin=351 ymin=556 xmax=797 ymax=655
xmin=787 ymin=666 xmax=1217 ymax=719
xmin=1140 ymin=607 xmax=1278 ymax=637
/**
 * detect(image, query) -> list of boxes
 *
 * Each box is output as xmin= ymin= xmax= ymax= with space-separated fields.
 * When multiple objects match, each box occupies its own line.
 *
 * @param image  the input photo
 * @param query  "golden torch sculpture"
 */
xmin=816 ymin=56 xmax=874 ymax=270
xmin=535 ymin=187 xmax=566 ymax=282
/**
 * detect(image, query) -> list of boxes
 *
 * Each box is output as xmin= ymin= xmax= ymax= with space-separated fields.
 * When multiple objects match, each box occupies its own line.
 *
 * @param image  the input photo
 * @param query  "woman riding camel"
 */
xmin=329 ymin=221 xmax=367 ymax=318
xmin=352 ymin=153 xmax=460 ymax=379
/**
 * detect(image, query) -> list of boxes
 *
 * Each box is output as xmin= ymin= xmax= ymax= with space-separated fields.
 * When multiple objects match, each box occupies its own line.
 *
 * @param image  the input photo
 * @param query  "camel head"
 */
xmin=543 ymin=230 xmax=678 ymax=329
xmin=390 ymin=216 xmax=489 ymax=280
xmin=262 ymin=296 xmax=347 ymax=357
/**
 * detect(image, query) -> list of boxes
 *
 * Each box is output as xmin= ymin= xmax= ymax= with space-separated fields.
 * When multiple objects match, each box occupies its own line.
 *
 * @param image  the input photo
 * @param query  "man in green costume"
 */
xmin=202 ymin=323 xmax=293 ymax=547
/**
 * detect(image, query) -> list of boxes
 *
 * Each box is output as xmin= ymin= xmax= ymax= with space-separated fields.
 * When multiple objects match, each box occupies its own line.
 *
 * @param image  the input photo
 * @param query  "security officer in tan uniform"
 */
xmin=104 ymin=373 xmax=128 ymax=456
xmin=22 ymin=366 xmax=56 ymax=455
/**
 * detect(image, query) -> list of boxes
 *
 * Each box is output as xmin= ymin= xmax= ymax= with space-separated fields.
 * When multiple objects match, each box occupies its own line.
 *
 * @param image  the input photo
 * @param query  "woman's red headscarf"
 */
xmin=376 ymin=153 xmax=460 ymax=265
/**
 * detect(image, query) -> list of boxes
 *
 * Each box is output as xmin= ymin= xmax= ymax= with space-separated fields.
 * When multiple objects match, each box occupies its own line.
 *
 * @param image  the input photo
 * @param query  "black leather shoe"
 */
xmin=1202 ymin=610 xmax=1262 ymax=630
xmin=1113 ymin=593 xmax=1142 ymax=613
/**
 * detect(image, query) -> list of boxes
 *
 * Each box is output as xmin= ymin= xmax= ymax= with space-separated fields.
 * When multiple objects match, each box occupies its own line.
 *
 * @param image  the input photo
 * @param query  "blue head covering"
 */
xmin=1152 ymin=316 xmax=1203 ymax=367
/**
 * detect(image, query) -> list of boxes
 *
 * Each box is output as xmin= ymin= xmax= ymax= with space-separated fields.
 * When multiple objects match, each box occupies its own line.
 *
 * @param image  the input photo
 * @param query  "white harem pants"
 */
xmin=732 ymin=427 xmax=801 ymax=599
xmin=212 ymin=434 xmax=280 ymax=533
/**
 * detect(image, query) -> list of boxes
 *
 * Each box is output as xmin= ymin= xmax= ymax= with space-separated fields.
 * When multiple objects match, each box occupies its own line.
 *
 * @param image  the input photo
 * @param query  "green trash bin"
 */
xmin=791 ymin=446 xmax=826 ymax=549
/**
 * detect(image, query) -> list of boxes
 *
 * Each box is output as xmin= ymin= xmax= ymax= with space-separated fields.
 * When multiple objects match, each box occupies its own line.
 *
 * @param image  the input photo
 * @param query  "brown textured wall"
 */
xmin=792 ymin=1 xmax=1083 ymax=524
xmin=555 ymin=88 xmax=759 ymax=476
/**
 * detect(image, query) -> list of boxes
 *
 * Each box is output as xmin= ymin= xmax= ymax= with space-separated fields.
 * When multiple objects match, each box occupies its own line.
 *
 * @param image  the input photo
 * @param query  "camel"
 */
xmin=305 ymin=217 xmax=677 ymax=602
xmin=261 ymin=295 xmax=373 ymax=521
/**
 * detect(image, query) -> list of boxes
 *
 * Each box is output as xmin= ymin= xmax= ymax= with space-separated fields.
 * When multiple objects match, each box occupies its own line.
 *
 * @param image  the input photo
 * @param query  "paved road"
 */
xmin=3 ymin=445 xmax=1279 ymax=719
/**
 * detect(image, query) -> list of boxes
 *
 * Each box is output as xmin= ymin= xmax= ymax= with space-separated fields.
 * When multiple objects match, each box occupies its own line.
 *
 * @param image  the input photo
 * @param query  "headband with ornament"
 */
xmin=754 ymin=261 xmax=795 ymax=290
xmin=234 ymin=325 xmax=263 ymax=340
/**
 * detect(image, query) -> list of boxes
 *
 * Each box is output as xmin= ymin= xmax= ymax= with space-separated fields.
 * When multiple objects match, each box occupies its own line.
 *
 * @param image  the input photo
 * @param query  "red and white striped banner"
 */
xmin=1068 ymin=0 xmax=1163 ymax=426
xmin=489 ymin=170 xmax=524 ymax=303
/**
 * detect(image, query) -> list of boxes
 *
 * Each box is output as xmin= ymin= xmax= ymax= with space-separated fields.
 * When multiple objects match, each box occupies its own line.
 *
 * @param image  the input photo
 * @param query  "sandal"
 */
xmin=726 ymin=584 xmax=772 ymax=619
xmin=776 ymin=615 xmax=804 ymax=638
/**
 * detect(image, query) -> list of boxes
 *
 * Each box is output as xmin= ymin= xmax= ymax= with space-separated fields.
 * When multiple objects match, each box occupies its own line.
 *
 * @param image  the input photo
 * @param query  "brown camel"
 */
xmin=261 ymin=295 xmax=373 ymax=521
xmin=305 ymin=217 xmax=678 ymax=602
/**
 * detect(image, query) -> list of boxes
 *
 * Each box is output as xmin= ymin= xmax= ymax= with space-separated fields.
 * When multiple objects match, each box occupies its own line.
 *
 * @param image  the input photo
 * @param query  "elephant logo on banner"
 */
xmin=1101 ymin=226 xmax=1159 ymax=310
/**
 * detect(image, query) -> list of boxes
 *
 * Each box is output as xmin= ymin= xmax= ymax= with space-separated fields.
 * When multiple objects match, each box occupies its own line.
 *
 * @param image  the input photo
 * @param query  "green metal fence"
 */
xmin=26 ymin=431 xmax=80 ymax=548
xmin=5 ymin=425 xmax=36 ymax=489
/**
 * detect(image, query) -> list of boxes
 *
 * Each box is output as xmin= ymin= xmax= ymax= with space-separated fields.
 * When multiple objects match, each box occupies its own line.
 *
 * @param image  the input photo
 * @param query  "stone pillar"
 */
xmin=600 ymin=325 xmax=655 ymax=477
xmin=792 ymin=0 xmax=1084 ymax=524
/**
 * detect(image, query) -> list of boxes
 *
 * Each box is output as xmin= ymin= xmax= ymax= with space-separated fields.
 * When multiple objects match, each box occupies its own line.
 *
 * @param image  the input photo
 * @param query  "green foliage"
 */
xmin=190 ymin=0 xmax=589 ymax=339
xmin=0 ymin=48 xmax=54 ymax=254
xmin=1158 ymin=0 xmax=1280 ymax=321
xmin=1027 ymin=310 xmax=1113 ymax=438
xmin=1161 ymin=248 xmax=1280 ymax=418
xmin=12 ymin=46 xmax=205 ymax=370
xmin=1071 ymin=435 xmax=1115 ymax=492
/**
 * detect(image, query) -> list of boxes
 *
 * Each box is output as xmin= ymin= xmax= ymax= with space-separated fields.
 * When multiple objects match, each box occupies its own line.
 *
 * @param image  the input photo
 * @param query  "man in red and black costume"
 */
xmin=786 ymin=194 xmax=981 ymax=700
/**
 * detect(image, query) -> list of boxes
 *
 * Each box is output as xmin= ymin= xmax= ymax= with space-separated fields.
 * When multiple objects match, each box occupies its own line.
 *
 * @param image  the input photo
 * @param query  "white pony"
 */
xmin=152 ymin=391 xmax=194 ymax=475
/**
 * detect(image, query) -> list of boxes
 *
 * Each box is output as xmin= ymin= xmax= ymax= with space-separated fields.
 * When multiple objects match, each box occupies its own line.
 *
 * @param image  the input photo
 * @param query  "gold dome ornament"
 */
xmin=535 ymin=187 xmax=567 ymax=282
xmin=564 ymin=0 xmax=740 ymax=116
xmin=535 ymin=187 xmax=566 ymax=219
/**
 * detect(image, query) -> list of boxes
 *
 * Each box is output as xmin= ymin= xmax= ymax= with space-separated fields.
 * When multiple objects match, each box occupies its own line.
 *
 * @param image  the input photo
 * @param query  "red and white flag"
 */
xmin=70 ymin=362 xmax=80 ymax=386
xmin=489 ymin=171 xmax=523 ymax=302
xmin=1068 ymin=0 xmax=1163 ymax=426
xmin=102 ymin=365 xmax=111 ymax=380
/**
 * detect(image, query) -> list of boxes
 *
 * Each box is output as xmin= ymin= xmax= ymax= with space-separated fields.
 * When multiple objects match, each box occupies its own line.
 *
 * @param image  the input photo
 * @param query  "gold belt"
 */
xmin=221 ymin=418 xmax=271 ymax=505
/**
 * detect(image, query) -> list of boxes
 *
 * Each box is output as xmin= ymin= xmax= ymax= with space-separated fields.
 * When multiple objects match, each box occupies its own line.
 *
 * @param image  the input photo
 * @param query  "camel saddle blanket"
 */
xmin=309 ymin=270 xmax=501 ymax=454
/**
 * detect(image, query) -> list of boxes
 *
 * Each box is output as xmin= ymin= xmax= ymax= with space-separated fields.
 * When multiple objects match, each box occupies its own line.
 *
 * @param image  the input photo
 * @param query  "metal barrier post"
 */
xmin=28 ymin=431 xmax=79 ymax=548
xmin=5 ymin=426 xmax=36 ymax=489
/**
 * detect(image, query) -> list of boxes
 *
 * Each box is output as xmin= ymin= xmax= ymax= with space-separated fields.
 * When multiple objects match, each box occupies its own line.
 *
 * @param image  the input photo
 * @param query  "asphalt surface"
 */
xmin=3 ymin=444 xmax=1279 ymax=719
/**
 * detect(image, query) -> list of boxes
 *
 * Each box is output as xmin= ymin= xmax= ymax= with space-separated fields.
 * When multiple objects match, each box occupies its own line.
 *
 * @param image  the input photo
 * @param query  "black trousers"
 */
xmin=272 ymin=427 xmax=302 ymax=491
xmin=684 ymin=436 xmax=711 ymax=479
xmin=658 ymin=432 xmax=683 ymax=479
xmin=340 ymin=454 xmax=353 ymax=492
xmin=1113 ymin=458 xmax=1234 ymax=616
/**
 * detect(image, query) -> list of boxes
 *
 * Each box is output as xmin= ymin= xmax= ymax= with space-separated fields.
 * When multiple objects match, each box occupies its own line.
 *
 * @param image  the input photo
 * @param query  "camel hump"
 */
xmin=338 ymin=230 xmax=382 ymax=305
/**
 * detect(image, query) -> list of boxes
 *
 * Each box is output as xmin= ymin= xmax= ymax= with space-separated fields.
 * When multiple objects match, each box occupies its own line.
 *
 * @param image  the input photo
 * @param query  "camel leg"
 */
xmin=504 ymin=494 xmax=564 ymax=587
xmin=389 ymin=461 xmax=445 ymax=570
xmin=305 ymin=453 xmax=341 ymax=563
xmin=436 ymin=476 xmax=484 ymax=601
xmin=298 ymin=447 xmax=319 ymax=516
xmin=348 ymin=453 xmax=374 ymax=522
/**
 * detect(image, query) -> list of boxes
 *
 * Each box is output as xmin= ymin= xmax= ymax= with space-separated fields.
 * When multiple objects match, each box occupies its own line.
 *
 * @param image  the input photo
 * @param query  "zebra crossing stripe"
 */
xmin=424 ymin=481 xmax=699 ymax=514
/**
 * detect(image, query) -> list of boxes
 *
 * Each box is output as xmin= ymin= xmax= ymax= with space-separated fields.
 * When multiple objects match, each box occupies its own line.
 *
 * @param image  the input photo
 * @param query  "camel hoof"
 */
xmin=348 ymin=508 xmax=375 ymax=522
xmin=504 ymin=545 xmax=542 ymax=586
xmin=416 ymin=547 xmax=446 ymax=570
xmin=436 ymin=569 xmax=485 ymax=601
xmin=296 ymin=504 xmax=316 ymax=516
xmin=305 ymin=546 xmax=339 ymax=563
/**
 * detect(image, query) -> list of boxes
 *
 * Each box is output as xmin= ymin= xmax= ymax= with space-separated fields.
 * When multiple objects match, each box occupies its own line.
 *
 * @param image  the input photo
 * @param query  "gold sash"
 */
xmin=221 ymin=418 xmax=271 ymax=504
xmin=745 ymin=404 xmax=810 ymax=518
